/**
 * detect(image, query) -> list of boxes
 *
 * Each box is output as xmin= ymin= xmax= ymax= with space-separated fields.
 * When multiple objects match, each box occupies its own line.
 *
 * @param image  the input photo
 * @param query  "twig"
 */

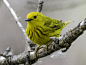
xmin=3 ymin=47 xmax=13 ymax=57
xmin=37 ymin=0 xmax=44 ymax=12
xmin=3 ymin=0 xmax=31 ymax=51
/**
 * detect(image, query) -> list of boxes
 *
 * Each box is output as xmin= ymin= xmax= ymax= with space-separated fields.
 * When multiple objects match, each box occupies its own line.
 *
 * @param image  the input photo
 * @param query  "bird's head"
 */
xmin=25 ymin=12 xmax=44 ymax=23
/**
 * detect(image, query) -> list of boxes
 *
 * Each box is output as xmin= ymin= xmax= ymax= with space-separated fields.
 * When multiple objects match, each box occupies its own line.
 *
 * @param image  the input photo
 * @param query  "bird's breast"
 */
xmin=26 ymin=25 xmax=50 ymax=45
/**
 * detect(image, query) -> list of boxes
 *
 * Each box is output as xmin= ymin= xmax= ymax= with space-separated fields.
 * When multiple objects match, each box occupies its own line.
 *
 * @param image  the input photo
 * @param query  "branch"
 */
xmin=3 ymin=0 xmax=31 ymax=51
xmin=37 ymin=0 xmax=44 ymax=12
xmin=0 ymin=18 xmax=86 ymax=64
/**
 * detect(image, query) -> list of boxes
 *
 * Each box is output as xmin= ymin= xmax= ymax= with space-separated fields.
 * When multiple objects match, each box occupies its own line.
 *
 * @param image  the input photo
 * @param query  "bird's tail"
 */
xmin=61 ymin=21 xmax=74 ymax=30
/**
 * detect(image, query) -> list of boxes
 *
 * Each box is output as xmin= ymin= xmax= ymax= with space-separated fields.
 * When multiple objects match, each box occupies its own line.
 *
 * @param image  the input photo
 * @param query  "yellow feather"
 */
xmin=25 ymin=12 xmax=73 ymax=45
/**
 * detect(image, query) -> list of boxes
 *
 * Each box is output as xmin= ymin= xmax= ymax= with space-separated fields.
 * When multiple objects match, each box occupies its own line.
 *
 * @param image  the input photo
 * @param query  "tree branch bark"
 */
xmin=0 ymin=18 xmax=86 ymax=65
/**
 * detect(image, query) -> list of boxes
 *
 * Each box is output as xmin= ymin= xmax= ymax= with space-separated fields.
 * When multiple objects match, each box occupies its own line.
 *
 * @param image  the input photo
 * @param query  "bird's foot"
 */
xmin=35 ymin=45 xmax=41 ymax=54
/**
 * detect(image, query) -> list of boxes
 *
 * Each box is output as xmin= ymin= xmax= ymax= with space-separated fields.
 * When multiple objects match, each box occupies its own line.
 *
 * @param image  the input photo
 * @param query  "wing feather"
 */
xmin=44 ymin=16 xmax=64 ymax=30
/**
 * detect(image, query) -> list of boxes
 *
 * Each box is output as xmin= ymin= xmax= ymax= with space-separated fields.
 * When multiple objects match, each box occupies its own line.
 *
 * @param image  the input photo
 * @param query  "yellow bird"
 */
xmin=25 ymin=12 xmax=71 ymax=45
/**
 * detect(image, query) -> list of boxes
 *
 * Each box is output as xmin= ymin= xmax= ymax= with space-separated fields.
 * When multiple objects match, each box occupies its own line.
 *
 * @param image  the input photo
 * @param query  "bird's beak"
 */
xmin=25 ymin=19 xmax=33 ymax=21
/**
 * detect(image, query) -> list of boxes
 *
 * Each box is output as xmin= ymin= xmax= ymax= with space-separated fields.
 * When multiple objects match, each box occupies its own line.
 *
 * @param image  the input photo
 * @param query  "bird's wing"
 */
xmin=44 ymin=16 xmax=64 ymax=30
xmin=43 ymin=16 xmax=72 ymax=37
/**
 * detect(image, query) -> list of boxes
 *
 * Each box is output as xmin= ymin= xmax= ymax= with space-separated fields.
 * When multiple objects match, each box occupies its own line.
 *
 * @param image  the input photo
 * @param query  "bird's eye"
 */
xmin=34 ymin=16 xmax=37 ymax=19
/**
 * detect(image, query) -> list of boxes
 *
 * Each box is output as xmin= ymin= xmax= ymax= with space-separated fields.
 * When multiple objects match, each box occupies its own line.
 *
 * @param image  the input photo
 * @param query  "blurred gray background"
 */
xmin=0 ymin=0 xmax=86 ymax=65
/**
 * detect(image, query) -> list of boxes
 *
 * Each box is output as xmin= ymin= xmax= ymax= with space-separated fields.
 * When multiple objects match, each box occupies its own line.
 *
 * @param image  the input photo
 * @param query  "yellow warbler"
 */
xmin=25 ymin=12 xmax=72 ymax=45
